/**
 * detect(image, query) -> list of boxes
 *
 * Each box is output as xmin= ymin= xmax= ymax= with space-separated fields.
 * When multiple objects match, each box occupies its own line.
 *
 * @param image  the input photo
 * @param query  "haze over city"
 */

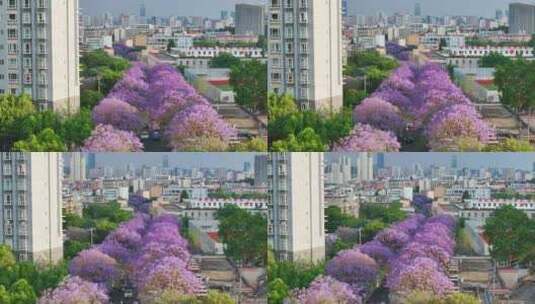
xmin=86 ymin=152 xmax=260 ymax=169
xmin=328 ymin=153 xmax=535 ymax=169
xmin=80 ymin=0 xmax=265 ymax=17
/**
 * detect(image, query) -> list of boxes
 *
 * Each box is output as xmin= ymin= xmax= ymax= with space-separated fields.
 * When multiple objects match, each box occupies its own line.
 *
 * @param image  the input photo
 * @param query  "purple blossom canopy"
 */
xmin=325 ymin=249 xmax=379 ymax=292
xmin=386 ymin=257 xmax=455 ymax=297
xmin=165 ymin=103 xmax=237 ymax=151
xmin=136 ymin=256 xmax=204 ymax=301
xmin=374 ymin=228 xmax=410 ymax=252
xmin=356 ymin=240 xmax=395 ymax=266
xmin=68 ymin=249 xmax=122 ymax=286
xmin=295 ymin=276 xmax=362 ymax=304
xmin=82 ymin=124 xmax=144 ymax=152
xmin=92 ymin=97 xmax=146 ymax=132
xmin=38 ymin=276 xmax=109 ymax=304
xmin=353 ymin=97 xmax=406 ymax=135
xmin=334 ymin=124 xmax=401 ymax=152
xmin=426 ymin=104 xmax=495 ymax=151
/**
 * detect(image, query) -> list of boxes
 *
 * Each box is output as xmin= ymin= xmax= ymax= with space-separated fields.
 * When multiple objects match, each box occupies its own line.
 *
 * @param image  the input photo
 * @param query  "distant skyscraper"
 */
xmin=509 ymin=3 xmax=535 ymax=34
xmin=140 ymin=2 xmax=146 ymax=17
xmin=376 ymin=153 xmax=385 ymax=170
xmin=86 ymin=153 xmax=96 ymax=171
xmin=496 ymin=9 xmax=504 ymax=20
xmin=221 ymin=10 xmax=229 ymax=20
xmin=414 ymin=3 xmax=422 ymax=17
xmin=268 ymin=0 xmax=343 ymax=112
xmin=0 ymin=0 xmax=80 ymax=113
xmin=254 ymin=155 xmax=268 ymax=187
xmin=342 ymin=0 xmax=348 ymax=17
xmin=0 ymin=153 xmax=63 ymax=263
xmin=235 ymin=4 xmax=265 ymax=36
xmin=357 ymin=153 xmax=373 ymax=182
xmin=268 ymin=153 xmax=325 ymax=262
xmin=451 ymin=155 xmax=458 ymax=169
xmin=162 ymin=155 xmax=169 ymax=168
xmin=243 ymin=161 xmax=252 ymax=173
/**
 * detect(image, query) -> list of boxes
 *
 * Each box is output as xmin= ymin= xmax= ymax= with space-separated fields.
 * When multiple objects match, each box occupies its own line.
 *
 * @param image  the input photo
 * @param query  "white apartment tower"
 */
xmin=0 ymin=0 xmax=80 ymax=113
xmin=0 ymin=152 xmax=63 ymax=263
xmin=268 ymin=152 xmax=325 ymax=263
xmin=268 ymin=0 xmax=343 ymax=112
xmin=70 ymin=152 xmax=85 ymax=181
xmin=357 ymin=152 xmax=374 ymax=182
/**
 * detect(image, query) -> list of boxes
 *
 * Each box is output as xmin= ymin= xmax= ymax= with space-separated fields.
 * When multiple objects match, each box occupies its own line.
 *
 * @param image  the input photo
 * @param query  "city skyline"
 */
xmin=348 ymin=0 xmax=519 ymax=18
xmin=328 ymin=153 xmax=535 ymax=170
xmin=88 ymin=152 xmax=263 ymax=170
xmin=79 ymin=0 xmax=265 ymax=18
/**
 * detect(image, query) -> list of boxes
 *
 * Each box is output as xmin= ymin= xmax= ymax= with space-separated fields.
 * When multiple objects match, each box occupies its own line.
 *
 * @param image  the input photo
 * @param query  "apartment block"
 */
xmin=0 ymin=0 xmax=80 ymax=113
xmin=268 ymin=152 xmax=325 ymax=263
xmin=268 ymin=0 xmax=343 ymax=112
xmin=0 ymin=152 xmax=63 ymax=263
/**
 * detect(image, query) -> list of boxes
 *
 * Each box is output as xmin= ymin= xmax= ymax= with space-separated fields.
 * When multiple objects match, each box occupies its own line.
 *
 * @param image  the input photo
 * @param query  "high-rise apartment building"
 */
xmin=509 ymin=3 xmax=535 ymax=34
xmin=268 ymin=0 xmax=343 ymax=112
xmin=235 ymin=4 xmax=265 ymax=36
xmin=268 ymin=153 xmax=325 ymax=263
xmin=0 ymin=152 xmax=63 ymax=263
xmin=414 ymin=3 xmax=422 ymax=17
xmin=0 ymin=0 xmax=80 ymax=113
xmin=357 ymin=152 xmax=374 ymax=182
xmin=70 ymin=152 xmax=85 ymax=181
xmin=254 ymin=154 xmax=268 ymax=187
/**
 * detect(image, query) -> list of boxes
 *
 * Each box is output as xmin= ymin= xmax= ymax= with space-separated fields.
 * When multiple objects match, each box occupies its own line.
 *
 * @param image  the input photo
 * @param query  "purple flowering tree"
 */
xmin=82 ymin=124 xmax=143 ymax=152
xmin=92 ymin=97 xmax=147 ymax=132
xmin=374 ymin=228 xmax=410 ymax=252
xmin=165 ymin=103 xmax=236 ymax=151
xmin=38 ymin=276 xmax=109 ymax=304
xmin=334 ymin=124 xmax=401 ymax=152
xmin=353 ymin=97 xmax=406 ymax=135
xmin=325 ymin=249 xmax=379 ymax=294
xmin=295 ymin=276 xmax=361 ymax=304
xmin=68 ymin=249 xmax=122 ymax=287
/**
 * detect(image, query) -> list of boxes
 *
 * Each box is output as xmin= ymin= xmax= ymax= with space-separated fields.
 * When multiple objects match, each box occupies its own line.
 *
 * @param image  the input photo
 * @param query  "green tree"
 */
xmin=180 ymin=190 xmax=190 ymax=203
xmin=202 ymin=291 xmax=235 ymax=304
xmin=267 ymin=260 xmax=324 ymax=290
xmin=231 ymin=137 xmax=267 ymax=152
xmin=268 ymin=94 xmax=298 ymax=120
xmin=216 ymin=205 xmax=267 ymax=266
xmin=60 ymin=109 xmax=94 ymax=149
xmin=325 ymin=206 xmax=361 ymax=233
xmin=13 ymin=128 xmax=66 ymax=152
xmin=230 ymin=60 xmax=267 ymax=112
xmin=343 ymin=88 xmax=367 ymax=109
xmin=271 ymin=128 xmax=326 ymax=152
xmin=480 ymin=52 xmax=513 ymax=68
xmin=209 ymin=53 xmax=241 ymax=68
xmin=80 ymin=89 xmax=104 ymax=110
xmin=484 ymin=138 xmax=535 ymax=152
xmin=267 ymin=278 xmax=290 ymax=304
xmin=167 ymin=39 xmax=177 ymax=52
xmin=0 ymin=285 xmax=11 ymax=304
xmin=0 ymin=94 xmax=36 ymax=147
xmin=484 ymin=205 xmax=535 ymax=262
xmin=9 ymin=279 xmax=36 ymax=304
xmin=0 ymin=246 xmax=16 ymax=270
xmin=64 ymin=240 xmax=91 ymax=260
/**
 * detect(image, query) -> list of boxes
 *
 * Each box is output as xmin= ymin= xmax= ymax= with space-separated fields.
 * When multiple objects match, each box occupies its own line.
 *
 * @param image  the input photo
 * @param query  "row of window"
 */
xmin=1 ymin=0 xmax=47 ymax=9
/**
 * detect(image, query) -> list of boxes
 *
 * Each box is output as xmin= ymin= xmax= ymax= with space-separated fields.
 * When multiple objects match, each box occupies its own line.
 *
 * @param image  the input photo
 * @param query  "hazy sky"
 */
xmin=348 ymin=0 xmax=516 ymax=18
xmin=330 ymin=153 xmax=535 ymax=170
xmin=80 ymin=0 xmax=520 ymax=18
xmin=80 ymin=0 xmax=265 ymax=18
xmin=91 ymin=153 xmax=261 ymax=169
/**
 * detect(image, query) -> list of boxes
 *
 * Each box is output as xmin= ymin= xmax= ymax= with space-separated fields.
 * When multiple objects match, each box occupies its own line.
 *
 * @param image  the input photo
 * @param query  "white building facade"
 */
xmin=268 ymin=0 xmax=343 ymax=112
xmin=268 ymin=152 xmax=325 ymax=263
xmin=0 ymin=0 xmax=80 ymax=113
xmin=0 ymin=152 xmax=63 ymax=263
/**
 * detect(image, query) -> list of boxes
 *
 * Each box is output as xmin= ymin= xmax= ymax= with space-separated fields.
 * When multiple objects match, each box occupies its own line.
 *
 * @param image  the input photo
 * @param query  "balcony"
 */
xmin=17 ymin=183 xmax=27 ymax=191
xmin=3 ymin=183 xmax=13 ymax=191
xmin=37 ymin=1 xmax=47 ymax=9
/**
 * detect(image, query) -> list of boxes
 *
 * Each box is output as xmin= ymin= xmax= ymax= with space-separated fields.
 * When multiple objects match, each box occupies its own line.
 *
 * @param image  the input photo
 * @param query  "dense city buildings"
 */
xmin=0 ymin=0 xmax=80 ymax=113
xmin=0 ymin=152 xmax=63 ymax=263
xmin=268 ymin=152 xmax=325 ymax=262
xmin=509 ymin=2 xmax=535 ymax=34
xmin=268 ymin=0 xmax=343 ymax=112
